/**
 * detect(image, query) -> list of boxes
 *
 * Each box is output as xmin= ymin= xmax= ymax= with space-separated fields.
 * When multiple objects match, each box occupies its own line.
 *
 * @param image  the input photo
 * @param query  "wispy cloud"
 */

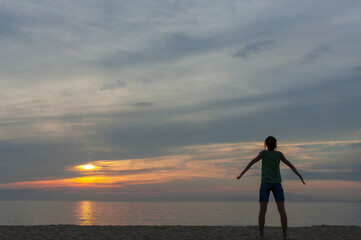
xmin=100 ymin=81 xmax=126 ymax=91
xmin=350 ymin=142 xmax=361 ymax=148
xmin=134 ymin=102 xmax=153 ymax=107
xmin=233 ymin=41 xmax=275 ymax=59
xmin=303 ymin=44 xmax=330 ymax=60
xmin=355 ymin=65 xmax=361 ymax=71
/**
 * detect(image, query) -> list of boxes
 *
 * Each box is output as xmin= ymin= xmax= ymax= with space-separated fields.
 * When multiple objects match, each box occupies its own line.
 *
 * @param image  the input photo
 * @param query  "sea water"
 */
xmin=0 ymin=201 xmax=359 ymax=226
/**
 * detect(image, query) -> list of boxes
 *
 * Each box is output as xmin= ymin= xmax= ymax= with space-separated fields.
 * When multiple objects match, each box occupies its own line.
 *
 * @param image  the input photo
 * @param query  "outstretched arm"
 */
xmin=281 ymin=156 xmax=306 ymax=184
xmin=237 ymin=153 xmax=262 ymax=180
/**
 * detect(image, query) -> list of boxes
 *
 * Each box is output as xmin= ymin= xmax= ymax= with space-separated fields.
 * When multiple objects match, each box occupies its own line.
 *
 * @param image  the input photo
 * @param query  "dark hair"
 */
xmin=265 ymin=136 xmax=277 ymax=151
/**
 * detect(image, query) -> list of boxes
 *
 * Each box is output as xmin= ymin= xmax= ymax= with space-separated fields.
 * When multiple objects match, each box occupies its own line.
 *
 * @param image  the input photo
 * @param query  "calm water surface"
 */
xmin=0 ymin=201 xmax=360 ymax=226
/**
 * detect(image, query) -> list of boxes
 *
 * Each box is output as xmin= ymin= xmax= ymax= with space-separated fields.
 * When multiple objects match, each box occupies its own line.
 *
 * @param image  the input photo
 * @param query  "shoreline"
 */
xmin=0 ymin=225 xmax=360 ymax=240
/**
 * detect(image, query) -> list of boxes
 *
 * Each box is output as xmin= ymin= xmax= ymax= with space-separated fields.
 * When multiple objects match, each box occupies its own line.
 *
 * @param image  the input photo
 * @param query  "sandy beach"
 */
xmin=0 ymin=225 xmax=359 ymax=240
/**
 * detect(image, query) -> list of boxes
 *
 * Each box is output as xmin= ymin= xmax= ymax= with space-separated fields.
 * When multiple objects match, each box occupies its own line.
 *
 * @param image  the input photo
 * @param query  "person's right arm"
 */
xmin=236 ymin=153 xmax=262 ymax=180
xmin=281 ymin=155 xmax=306 ymax=185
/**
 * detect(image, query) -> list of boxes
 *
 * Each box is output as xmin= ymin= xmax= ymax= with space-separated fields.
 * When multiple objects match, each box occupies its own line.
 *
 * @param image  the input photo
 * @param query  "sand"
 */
xmin=0 ymin=225 xmax=359 ymax=240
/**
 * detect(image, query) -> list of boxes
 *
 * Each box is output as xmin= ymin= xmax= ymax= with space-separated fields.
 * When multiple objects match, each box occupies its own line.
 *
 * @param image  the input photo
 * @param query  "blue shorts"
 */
xmin=259 ymin=182 xmax=285 ymax=202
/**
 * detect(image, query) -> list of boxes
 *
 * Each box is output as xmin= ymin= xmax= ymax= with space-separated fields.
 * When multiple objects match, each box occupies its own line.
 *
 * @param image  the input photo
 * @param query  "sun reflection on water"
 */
xmin=77 ymin=201 xmax=93 ymax=225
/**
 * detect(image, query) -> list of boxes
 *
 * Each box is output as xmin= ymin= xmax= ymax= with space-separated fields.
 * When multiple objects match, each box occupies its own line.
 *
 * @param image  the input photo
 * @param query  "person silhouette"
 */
xmin=237 ymin=136 xmax=305 ymax=240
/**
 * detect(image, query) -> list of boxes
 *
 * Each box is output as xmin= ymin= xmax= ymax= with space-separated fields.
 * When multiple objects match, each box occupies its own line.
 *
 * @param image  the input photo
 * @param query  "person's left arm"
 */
xmin=281 ymin=155 xmax=306 ymax=185
xmin=236 ymin=153 xmax=262 ymax=180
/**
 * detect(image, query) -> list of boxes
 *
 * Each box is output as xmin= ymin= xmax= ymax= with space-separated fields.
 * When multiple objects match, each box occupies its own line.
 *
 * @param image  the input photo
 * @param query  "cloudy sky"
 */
xmin=0 ymin=0 xmax=360 ymax=201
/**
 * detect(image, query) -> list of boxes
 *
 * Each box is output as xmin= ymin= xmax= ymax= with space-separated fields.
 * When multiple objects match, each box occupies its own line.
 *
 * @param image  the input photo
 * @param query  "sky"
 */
xmin=0 ymin=0 xmax=361 ymax=201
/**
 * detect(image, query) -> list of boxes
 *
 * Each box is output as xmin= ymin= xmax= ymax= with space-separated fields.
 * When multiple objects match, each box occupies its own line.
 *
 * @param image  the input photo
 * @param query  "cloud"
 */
xmin=355 ymin=65 xmax=361 ymax=71
xmin=134 ymin=102 xmax=153 ymax=107
xmin=94 ymin=32 xmax=218 ymax=68
xmin=280 ymin=140 xmax=361 ymax=182
xmin=303 ymin=44 xmax=330 ymax=60
xmin=350 ymin=142 xmax=361 ymax=148
xmin=95 ymin=51 xmax=146 ymax=68
xmin=283 ymin=160 xmax=361 ymax=182
xmin=100 ymin=81 xmax=126 ymax=91
xmin=0 ymin=8 xmax=19 ymax=36
xmin=233 ymin=41 xmax=275 ymax=59
xmin=93 ymin=72 xmax=361 ymax=152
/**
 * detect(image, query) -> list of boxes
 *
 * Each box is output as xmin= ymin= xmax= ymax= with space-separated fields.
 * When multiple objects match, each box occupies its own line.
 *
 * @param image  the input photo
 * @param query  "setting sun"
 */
xmin=78 ymin=164 xmax=96 ymax=170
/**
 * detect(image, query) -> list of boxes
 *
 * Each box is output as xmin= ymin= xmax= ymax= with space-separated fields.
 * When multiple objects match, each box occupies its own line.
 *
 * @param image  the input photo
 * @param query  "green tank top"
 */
xmin=260 ymin=150 xmax=284 ymax=183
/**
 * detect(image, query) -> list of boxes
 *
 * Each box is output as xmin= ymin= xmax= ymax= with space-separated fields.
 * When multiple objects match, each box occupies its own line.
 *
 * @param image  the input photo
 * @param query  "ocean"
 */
xmin=0 ymin=201 xmax=359 ymax=226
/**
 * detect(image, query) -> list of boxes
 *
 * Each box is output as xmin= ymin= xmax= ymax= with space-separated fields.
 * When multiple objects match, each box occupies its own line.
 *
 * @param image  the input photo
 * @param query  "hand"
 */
xmin=300 ymin=175 xmax=306 ymax=185
xmin=236 ymin=172 xmax=243 ymax=180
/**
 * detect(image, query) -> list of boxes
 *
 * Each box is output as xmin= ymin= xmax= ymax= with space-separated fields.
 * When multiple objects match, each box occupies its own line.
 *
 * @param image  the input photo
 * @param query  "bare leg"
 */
xmin=276 ymin=202 xmax=288 ymax=240
xmin=258 ymin=202 xmax=268 ymax=239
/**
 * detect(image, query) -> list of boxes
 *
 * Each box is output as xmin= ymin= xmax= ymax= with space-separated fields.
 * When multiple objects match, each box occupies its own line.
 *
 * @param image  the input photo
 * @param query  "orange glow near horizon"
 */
xmin=0 ymin=176 xmax=125 ymax=189
xmin=0 ymin=154 xmax=227 ymax=189
xmin=0 ymin=140 xmax=360 ymax=201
